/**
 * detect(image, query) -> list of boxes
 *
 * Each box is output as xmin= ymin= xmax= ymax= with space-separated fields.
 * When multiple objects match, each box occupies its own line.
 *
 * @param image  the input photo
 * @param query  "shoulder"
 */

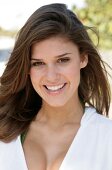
xmin=94 ymin=108 xmax=112 ymax=128
xmin=0 ymin=136 xmax=27 ymax=169
xmin=84 ymin=106 xmax=112 ymax=135
xmin=0 ymin=136 xmax=21 ymax=156
xmin=84 ymin=106 xmax=112 ymax=123
xmin=0 ymin=136 xmax=20 ymax=146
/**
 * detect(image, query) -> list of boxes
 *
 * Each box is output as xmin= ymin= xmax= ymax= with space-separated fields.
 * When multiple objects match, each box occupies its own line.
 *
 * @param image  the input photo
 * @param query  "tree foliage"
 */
xmin=72 ymin=0 xmax=112 ymax=49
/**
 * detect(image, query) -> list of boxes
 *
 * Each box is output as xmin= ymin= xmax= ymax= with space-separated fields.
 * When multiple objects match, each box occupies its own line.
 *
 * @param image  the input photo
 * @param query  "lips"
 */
xmin=44 ymin=83 xmax=66 ymax=92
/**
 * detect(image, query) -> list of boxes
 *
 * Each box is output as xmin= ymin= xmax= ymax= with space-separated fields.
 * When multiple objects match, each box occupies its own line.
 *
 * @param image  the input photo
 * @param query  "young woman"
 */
xmin=0 ymin=3 xmax=112 ymax=170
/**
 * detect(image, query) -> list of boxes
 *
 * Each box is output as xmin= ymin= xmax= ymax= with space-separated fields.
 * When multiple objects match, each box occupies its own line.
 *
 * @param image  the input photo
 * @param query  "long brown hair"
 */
xmin=0 ymin=3 xmax=111 ymax=142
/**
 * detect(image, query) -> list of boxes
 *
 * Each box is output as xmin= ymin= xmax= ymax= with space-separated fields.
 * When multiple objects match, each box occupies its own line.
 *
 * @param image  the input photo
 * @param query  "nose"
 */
xmin=45 ymin=64 xmax=60 ymax=83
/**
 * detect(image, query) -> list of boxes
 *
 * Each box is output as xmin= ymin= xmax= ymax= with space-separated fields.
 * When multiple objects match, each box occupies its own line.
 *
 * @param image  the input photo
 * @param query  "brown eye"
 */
xmin=31 ymin=61 xmax=45 ymax=67
xmin=58 ymin=57 xmax=70 ymax=63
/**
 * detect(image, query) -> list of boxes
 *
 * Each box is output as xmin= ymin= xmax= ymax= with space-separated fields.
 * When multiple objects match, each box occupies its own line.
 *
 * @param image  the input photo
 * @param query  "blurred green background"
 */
xmin=72 ymin=0 xmax=112 ymax=50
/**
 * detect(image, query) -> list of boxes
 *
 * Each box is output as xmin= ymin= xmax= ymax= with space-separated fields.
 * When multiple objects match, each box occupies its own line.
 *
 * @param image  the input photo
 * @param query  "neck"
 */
xmin=36 ymin=97 xmax=84 ymax=128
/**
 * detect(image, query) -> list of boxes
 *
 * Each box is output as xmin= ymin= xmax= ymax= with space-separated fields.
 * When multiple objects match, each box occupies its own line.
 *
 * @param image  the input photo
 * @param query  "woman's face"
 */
xmin=30 ymin=36 xmax=88 ymax=107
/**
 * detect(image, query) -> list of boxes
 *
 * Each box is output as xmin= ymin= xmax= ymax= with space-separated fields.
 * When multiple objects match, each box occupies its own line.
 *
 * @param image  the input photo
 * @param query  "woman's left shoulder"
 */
xmin=96 ymin=111 xmax=112 ymax=127
xmin=85 ymin=106 xmax=112 ymax=131
xmin=93 ymin=109 xmax=112 ymax=136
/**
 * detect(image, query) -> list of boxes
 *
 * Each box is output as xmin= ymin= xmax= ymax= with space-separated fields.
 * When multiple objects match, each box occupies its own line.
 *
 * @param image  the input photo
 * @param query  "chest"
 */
xmin=23 ymin=125 xmax=79 ymax=170
xmin=23 ymin=144 xmax=67 ymax=170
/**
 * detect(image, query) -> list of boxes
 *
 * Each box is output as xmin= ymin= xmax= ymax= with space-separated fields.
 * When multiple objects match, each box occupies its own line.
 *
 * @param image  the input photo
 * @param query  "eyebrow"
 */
xmin=31 ymin=53 xmax=71 ymax=61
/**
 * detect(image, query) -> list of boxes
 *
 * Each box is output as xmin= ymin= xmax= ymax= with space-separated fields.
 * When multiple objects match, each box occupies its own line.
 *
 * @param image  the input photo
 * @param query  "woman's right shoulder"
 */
xmin=0 ymin=136 xmax=28 ymax=170
xmin=0 ymin=136 xmax=21 ymax=154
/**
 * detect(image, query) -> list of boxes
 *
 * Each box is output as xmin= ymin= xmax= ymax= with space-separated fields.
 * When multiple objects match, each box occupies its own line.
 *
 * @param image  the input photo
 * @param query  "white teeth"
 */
xmin=45 ymin=84 xmax=65 ymax=91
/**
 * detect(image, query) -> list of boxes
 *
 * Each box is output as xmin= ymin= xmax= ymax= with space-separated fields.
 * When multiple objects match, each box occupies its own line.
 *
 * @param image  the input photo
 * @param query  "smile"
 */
xmin=44 ymin=83 xmax=66 ymax=92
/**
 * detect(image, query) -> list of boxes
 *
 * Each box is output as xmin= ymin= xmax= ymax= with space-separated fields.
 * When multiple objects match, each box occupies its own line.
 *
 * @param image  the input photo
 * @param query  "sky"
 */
xmin=0 ymin=0 xmax=85 ymax=30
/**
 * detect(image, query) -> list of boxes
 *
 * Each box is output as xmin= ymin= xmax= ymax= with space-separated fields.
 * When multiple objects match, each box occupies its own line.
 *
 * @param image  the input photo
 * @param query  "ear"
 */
xmin=80 ymin=54 xmax=88 ymax=69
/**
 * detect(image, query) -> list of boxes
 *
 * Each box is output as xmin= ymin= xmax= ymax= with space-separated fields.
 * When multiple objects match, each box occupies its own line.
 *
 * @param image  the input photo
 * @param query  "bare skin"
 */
xmin=23 ymin=101 xmax=84 ymax=170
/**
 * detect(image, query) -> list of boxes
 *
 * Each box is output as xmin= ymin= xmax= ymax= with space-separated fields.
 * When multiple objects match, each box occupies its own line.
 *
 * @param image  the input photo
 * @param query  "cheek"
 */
xmin=29 ymin=69 xmax=42 ymax=95
xmin=64 ymin=63 xmax=81 ymax=79
xmin=29 ymin=69 xmax=40 ymax=85
xmin=65 ymin=64 xmax=81 ymax=92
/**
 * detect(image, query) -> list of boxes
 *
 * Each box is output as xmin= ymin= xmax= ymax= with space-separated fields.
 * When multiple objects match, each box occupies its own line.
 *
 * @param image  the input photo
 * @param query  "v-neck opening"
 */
xmin=59 ymin=107 xmax=96 ymax=169
xmin=59 ymin=108 xmax=87 ymax=170
xmin=19 ymin=106 xmax=95 ymax=170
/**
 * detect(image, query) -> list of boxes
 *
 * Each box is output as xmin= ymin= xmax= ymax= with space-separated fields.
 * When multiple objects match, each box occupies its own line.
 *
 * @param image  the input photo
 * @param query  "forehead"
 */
xmin=31 ymin=36 xmax=79 ymax=59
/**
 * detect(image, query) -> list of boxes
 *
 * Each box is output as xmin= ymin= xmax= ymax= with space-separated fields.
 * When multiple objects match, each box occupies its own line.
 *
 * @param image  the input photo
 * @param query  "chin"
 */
xmin=44 ymin=101 xmax=67 ymax=108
